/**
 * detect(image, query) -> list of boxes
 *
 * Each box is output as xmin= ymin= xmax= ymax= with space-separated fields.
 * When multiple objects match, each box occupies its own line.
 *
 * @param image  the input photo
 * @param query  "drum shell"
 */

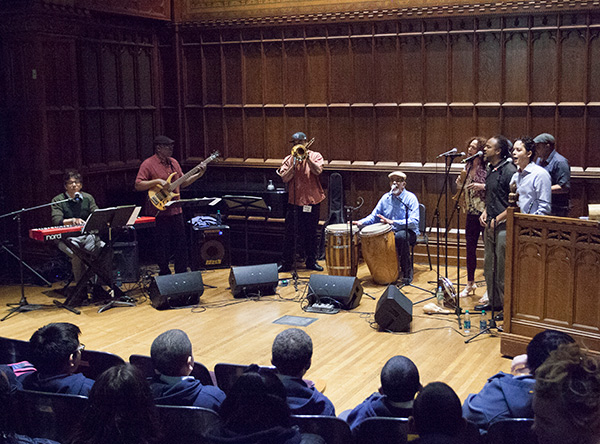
xmin=360 ymin=224 xmax=399 ymax=285
xmin=325 ymin=224 xmax=359 ymax=276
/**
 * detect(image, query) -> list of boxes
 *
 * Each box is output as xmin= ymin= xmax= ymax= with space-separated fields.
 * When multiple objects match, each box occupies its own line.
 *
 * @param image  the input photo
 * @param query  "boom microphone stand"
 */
xmin=1 ymin=198 xmax=76 ymax=321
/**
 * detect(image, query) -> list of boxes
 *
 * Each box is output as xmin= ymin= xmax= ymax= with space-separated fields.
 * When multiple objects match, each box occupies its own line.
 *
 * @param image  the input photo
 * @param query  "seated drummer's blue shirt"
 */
xmin=357 ymin=189 xmax=420 ymax=234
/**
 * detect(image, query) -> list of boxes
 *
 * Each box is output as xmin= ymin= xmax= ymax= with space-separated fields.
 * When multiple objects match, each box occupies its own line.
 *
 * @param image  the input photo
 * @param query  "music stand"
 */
xmin=60 ymin=205 xmax=138 ymax=311
xmin=222 ymin=195 xmax=271 ymax=265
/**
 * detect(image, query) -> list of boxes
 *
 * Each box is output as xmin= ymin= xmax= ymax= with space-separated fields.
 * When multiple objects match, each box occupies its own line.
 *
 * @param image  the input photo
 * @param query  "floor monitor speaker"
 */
xmin=307 ymin=274 xmax=363 ymax=310
xmin=149 ymin=271 xmax=204 ymax=310
xmin=375 ymin=285 xmax=412 ymax=332
xmin=229 ymin=263 xmax=278 ymax=298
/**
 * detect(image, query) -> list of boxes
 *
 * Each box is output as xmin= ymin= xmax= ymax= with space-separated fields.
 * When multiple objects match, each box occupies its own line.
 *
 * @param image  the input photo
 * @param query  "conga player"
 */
xmin=354 ymin=171 xmax=420 ymax=285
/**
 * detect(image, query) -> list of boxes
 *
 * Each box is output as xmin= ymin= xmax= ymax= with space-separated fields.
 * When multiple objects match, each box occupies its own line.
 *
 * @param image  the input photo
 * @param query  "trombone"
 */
xmin=291 ymin=138 xmax=315 ymax=162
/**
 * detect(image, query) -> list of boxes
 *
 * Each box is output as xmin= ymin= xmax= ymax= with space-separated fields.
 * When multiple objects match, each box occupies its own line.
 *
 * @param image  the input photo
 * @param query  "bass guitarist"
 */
xmin=135 ymin=135 xmax=206 ymax=275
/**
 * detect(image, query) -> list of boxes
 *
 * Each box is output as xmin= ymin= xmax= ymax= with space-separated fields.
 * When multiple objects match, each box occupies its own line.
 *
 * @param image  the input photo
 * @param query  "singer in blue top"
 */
xmin=510 ymin=137 xmax=552 ymax=216
xmin=355 ymin=171 xmax=420 ymax=284
xmin=51 ymin=170 xmax=102 ymax=285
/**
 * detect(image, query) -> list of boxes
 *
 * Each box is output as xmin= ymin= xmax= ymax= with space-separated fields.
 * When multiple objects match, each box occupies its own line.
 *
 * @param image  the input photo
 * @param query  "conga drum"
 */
xmin=325 ymin=223 xmax=359 ymax=276
xmin=359 ymin=223 xmax=399 ymax=284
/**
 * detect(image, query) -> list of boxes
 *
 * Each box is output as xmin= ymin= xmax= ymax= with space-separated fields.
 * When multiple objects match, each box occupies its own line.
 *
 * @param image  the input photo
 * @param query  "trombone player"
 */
xmin=278 ymin=132 xmax=326 ymax=273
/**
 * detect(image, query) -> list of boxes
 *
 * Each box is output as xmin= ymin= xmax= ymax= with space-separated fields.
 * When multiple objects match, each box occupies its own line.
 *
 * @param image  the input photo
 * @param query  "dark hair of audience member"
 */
xmin=526 ymin=329 xmax=575 ymax=375
xmin=68 ymin=364 xmax=160 ymax=444
xmin=150 ymin=329 xmax=192 ymax=376
xmin=381 ymin=355 xmax=421 ymax=402
xmin=218 ymin=365 xmax=291 ymax=435
xmin=271 ymin=328 xmax=312 ymax=376
xmin=29 ymin=323 xmax=81 ymax=374
xmin=0 ymin=369 xmax=17 ymax=444
xmin=534 ymin=343 xmax=600 ymax=443
xmin=412 ymin=382 xmax=463 ymax=437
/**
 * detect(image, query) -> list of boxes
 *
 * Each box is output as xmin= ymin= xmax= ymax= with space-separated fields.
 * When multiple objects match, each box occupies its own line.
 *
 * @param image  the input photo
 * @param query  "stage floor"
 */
xmin=0 ymin=260 xmax=509 ymax=413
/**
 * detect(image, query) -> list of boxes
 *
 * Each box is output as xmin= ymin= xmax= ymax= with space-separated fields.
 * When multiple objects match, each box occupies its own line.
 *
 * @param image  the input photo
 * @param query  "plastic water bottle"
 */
xmin=115 ymin=270 xmax=122 ymax=288
xmin=216 ymin=210 xmax=222 ymax=225
xmin=267 ymin=179 xmax=275 ymax=191
xmin=436 ymin=284 xmax=444 ymax=305
xmin=480 ymin=310 xmax=487 ymax=331
xmin=464 ymin=310 xmax=471 ymax=333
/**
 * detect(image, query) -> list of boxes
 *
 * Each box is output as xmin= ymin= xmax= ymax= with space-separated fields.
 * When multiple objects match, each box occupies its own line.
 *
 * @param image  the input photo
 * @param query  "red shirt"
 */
xmin=279 ymin=151 xmax=326 ymax=206
xmin=136 ymin=154 xmax=184 ymax=216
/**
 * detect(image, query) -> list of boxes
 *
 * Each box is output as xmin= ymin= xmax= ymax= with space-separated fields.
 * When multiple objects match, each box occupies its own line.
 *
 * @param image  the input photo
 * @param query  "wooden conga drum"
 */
xmin=359 ymin=223 xmax=399 ymax=284
xmin=325 ymin=223 xmax=359 ymax=276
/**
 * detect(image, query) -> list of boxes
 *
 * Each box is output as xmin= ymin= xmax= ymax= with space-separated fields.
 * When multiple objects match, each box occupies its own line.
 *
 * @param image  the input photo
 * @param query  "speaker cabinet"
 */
xmin=149 ymin=271 xmax=204 ymax=310
xmin=191 ymin=225 xmax=231 ymax=270
xmin=229 ymin=263 xmax=278 ymax=298
xmin=375 ymin=285 xmax=413 ymax=332
xmin=112 ymin=241 xmax=139 ymax=283
xmin=307 ymin=274 xmax=363 ymax=310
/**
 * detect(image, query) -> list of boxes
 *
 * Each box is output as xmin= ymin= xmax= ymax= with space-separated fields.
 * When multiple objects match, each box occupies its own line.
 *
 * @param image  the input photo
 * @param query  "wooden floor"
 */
xmin=0 ymin=260 xmax=510 ymax=413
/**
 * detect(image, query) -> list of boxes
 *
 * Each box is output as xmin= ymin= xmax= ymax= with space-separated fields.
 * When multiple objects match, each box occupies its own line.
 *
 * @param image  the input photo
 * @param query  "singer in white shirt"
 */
xmin=51 ymin=170 xmax=103 ymax=284
xmin=510 ymin=137 xmax=552 ymax=216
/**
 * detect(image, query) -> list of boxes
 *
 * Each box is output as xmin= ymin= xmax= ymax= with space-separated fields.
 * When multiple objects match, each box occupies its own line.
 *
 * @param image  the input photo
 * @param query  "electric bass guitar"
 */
xmin=148 ymin=151 xmax=220 ymax=211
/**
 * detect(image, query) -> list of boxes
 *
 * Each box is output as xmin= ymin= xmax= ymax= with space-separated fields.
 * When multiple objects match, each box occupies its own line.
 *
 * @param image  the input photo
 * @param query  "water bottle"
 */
xmin=267 ymin=179 xmax=275 ymax=191
xmin=464 ymin=310 xmax=471 ymax=333
xmin=115 ymin=270 xmax=122 ymax=288
xmin=436 ymin=284 xmax=444 ymax=305
xmin=480 ymin=310 xmax=487 ymax=331
xmin=216 ymin=210 xmax=222 ymax=225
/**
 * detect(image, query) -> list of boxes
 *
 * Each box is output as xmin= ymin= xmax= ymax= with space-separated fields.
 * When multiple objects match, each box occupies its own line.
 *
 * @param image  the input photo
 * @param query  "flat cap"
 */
xmin=533 ymin=133 xmax=555 ymax=145
xmin=153 ymin=135 xmax=175 ymax=145
xmin=388 ymin=171 xmax=406 ymax=180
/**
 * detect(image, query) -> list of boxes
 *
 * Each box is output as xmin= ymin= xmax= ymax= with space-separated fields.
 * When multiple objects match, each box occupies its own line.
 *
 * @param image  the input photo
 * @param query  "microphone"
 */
xmin=437 ymin=148 xmax=458 ymax=158
xmin=73 ymin=192 xmax=82 ymax=202
xmin=462 ymin=151 xmax=484 ymax=163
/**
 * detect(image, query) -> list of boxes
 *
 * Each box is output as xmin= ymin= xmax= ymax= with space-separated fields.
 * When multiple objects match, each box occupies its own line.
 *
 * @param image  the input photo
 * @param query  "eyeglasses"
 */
xmin=66 ymin=180 xmax=81 ymax=185
xmin=76 ymin=343 xmax=85 ymax=353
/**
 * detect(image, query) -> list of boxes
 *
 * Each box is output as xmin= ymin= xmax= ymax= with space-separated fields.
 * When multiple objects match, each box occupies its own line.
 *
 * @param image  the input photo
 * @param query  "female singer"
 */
xmin=456 ymin=137 xmax=487 ymax=299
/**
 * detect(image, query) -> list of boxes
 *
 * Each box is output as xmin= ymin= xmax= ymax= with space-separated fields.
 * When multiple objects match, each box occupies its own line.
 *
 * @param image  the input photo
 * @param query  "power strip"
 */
xmin=305 ymin=303 xmax=340 ymax=314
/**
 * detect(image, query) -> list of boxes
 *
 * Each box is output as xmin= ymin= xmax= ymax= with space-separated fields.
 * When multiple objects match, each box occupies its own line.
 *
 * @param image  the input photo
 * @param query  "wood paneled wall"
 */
xmin=1 ymin=1 xmax=600 ymax=235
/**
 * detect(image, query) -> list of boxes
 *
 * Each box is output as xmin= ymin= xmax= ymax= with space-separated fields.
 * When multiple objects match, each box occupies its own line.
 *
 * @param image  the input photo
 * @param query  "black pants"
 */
xmin=465 ymin=213 xmax=484 ymax=282
xmin=394 ymin=228 xmax=416 ymax=281
xmin=282 ymin=203 xmax=320 ymax=266
xmin=155 ymin=213 xmax=189 ymax=275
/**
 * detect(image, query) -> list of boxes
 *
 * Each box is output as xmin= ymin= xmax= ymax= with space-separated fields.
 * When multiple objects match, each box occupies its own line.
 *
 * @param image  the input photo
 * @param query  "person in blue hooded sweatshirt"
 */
xmin=271 ymin=328 xmax=335 ymax=416
xmin=149 ymin=329 xmax=225 ymax=411
xmin=18 ymin=322 xmax=94 ymax=396
xmin=462 ymin=329 xmax=574 ymax=434
xmin=346 ymin=355 xmax=421 ymax=431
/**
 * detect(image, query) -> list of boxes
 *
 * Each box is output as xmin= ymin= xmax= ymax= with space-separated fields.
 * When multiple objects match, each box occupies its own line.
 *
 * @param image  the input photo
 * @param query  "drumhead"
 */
xmin=360 ymin=223 xmax=392 ymax=237
xmin=325 ymin=223 xmax=358 ymax=234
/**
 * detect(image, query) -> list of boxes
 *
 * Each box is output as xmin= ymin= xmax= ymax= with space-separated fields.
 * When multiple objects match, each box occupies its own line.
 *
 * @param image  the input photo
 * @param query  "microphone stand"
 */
xmin=1 ymin=198 xmax=77 ymax=321
xmin=397 ymin=195 xmax=433 ymax=299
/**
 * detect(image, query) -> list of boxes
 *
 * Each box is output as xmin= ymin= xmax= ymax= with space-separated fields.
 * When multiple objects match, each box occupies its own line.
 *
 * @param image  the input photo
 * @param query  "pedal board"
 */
xmin=305 ymin=303 xmax=339 ymax=314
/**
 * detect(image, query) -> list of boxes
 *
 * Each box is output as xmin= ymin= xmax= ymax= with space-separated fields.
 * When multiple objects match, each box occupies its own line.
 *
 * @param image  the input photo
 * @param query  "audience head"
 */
xmin=218 ymin=364 xmax=291 ymax=435
xmin=70 ymin=364 xmax=160 ymax=444
xmin=527 ymin=329 xmax=575 ymax=375
xmin=271 ymin=328 xmax=312 ymax=377
xmin=533 ymin=343 xmax=600 ymax=444
xmin=29 ymin=322 xmax=84 ymax=375
xmin=412 ymin=382 xmax=463 ymax=437
xmin=150 ymin=329 xmax=194 ymax=377
xmin=380 ymin=355 xmax=421 ymax=402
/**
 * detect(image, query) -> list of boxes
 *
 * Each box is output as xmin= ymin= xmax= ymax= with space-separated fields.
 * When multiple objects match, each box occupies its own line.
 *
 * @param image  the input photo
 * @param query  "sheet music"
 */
xmin=126 ymin=206 xmax=142 ymax=225
xmin=165 ymin=197 xmax=222 ymax=207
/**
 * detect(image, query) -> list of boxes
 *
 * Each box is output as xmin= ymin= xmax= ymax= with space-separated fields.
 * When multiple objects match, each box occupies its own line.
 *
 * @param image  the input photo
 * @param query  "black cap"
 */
xmin=153 ymin=135 xmax=175 ymax=145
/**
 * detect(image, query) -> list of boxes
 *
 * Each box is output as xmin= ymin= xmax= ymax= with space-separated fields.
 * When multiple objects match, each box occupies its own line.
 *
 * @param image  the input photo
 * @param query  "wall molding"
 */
xmin=181 ymin=0 xmax=600 ymax=27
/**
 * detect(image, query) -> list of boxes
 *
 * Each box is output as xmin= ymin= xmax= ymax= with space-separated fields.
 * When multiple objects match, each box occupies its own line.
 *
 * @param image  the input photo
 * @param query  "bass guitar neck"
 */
xmin=148 ymin=151 xmax=220 ymax=211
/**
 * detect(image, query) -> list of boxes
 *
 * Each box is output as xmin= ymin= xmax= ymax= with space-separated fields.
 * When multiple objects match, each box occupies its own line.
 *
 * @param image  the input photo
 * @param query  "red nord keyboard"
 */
xmin=29 ymin=216 xmax=156 ymax=242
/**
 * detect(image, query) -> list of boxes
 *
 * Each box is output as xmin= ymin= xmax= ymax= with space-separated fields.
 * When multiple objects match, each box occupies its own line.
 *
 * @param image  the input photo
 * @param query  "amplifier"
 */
xmin=190 ymin=225 xmax=231 ymax=270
